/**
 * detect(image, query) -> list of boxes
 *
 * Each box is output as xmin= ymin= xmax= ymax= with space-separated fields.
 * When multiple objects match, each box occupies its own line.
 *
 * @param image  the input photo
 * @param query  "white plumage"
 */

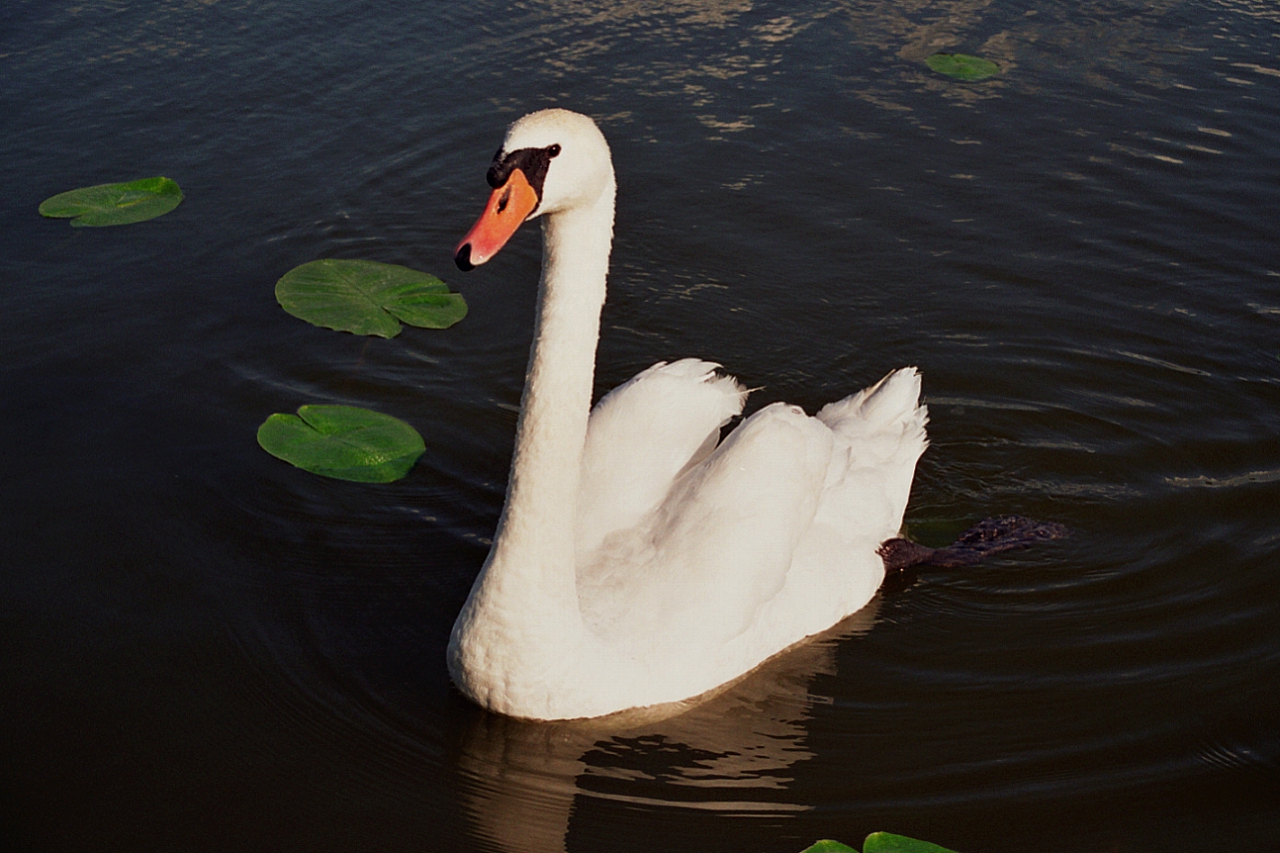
xmin=449 ymin=109 xmax=928 ymax=720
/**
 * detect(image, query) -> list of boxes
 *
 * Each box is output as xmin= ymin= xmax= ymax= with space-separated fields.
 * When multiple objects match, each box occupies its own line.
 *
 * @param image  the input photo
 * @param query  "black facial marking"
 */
xmin=485 ymin=144 xmax=561 ymax=208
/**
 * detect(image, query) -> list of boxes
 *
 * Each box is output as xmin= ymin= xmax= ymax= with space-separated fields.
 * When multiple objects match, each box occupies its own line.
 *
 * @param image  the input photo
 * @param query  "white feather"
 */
xmin=576 ymin=358 xmax=746 ymax=562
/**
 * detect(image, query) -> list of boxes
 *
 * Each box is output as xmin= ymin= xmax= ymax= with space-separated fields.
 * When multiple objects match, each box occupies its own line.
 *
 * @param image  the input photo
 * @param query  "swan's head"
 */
xmin=454 ymin=108 xmax=613 ymax=271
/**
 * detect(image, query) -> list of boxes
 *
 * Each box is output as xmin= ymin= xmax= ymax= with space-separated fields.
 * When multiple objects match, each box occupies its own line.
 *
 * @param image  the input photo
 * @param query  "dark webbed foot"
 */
xmin=878 ymin=515 xmax=1070 ymax=572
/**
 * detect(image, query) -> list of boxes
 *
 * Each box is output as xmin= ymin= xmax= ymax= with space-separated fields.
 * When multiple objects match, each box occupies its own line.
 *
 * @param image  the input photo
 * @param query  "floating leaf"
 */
xmin=276 ymin=259 xmax=467 ymax=338
xmin=39 ymin=177 xmax=184 ymax=226
xmin=799 ymin=842 xmax=859 ymax=853
xmin=257 ymin=405 xmax=425 ymax=483
xmin=797 ymin=836 xmax=961 ymax=853
xmin=864 ymin=832 xmax=961 ymax=853
xmin=925 ymin=53 xmax=1000 ymax=81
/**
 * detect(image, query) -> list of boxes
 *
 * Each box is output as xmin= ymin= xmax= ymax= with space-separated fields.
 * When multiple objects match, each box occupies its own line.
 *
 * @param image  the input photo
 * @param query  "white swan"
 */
xmin=448 ymin=109 xmax=928 ymax=720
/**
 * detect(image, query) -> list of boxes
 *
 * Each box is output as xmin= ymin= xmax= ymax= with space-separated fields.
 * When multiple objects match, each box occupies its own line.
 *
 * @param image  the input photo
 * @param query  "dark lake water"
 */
xmin=4 ymin=1 xmax=1279 ymax=851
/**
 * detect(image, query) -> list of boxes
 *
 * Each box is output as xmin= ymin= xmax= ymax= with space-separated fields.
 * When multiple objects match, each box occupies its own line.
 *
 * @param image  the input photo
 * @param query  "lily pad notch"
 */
xmin=925 ymin=53 xmax=1000 ymax=81
xmin=257 ymin=404 xmax=426 ymax=483
xmin=39 ymin=177 xmax=184 ymax=226
xmin=276 ymin=258 xmax=468 ymax=338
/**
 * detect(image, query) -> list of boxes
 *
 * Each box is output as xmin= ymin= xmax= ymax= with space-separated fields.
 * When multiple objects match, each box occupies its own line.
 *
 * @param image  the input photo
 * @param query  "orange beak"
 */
xmin=454 ymin=168 xmax=540 ymax=270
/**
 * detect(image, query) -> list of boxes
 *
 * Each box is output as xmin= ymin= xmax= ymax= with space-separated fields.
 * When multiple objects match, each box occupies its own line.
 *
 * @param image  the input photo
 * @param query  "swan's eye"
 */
xmin=547 ymin=144 xmax=561 ymax=158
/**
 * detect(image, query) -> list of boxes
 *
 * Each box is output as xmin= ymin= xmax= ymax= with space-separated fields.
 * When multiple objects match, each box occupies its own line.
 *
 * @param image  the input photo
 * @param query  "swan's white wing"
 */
xmin=576 ymin=358 xmax=745 ymax=561
xmin=751 ymin=368 xmax=929 ymax=645
xmin=580 ymin=402 xmax=834 ymax=655
xmin=577 ymin=368 xmax=926 ymax=706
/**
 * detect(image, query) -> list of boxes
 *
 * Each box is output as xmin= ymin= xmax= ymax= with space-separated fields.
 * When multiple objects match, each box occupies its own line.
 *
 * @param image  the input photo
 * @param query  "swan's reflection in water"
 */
xmin=455 ymin=600 xmax=880 ymax=853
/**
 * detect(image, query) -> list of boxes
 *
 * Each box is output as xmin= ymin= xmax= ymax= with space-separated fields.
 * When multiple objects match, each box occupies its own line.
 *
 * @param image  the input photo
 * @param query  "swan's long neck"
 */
xmin=450 ymin=175 xmax=615 ymax=704
xmin=493 ymin=188 xmax=614 ymax=598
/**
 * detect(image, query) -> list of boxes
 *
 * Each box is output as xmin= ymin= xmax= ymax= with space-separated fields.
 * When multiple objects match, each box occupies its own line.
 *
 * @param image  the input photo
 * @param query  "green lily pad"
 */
xmin=39 ymin=177 xmax=184 ymax=226
xmin=864 ymin=832 xmax=961 ymax=853
xmin=257 ymin=404 xmax=425 ymax=483
xmin=276 ymin=259 xmax=467 ymax=338
xmin=925 ymin=53 xmax=1000 ymax=81
xmin=798 ymin=836 xmax=960 ymax=853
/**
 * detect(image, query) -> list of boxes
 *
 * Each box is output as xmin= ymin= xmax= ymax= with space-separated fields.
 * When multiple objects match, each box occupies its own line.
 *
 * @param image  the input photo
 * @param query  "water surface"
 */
xmin=3 ymin=1 xmax=1279 ymax=851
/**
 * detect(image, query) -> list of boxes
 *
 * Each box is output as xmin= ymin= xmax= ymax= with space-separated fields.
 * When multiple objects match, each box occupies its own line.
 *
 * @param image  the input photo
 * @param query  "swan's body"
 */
xmin=448 ymin=109 xmax=928 ymax=720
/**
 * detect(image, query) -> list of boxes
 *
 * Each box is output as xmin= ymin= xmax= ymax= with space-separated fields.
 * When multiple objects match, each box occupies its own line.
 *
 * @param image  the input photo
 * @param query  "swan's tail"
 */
xmin=816 ymin=367 xmax=927 ymax=440
xmin=813 ymin=367 xmax=929 ymax=538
